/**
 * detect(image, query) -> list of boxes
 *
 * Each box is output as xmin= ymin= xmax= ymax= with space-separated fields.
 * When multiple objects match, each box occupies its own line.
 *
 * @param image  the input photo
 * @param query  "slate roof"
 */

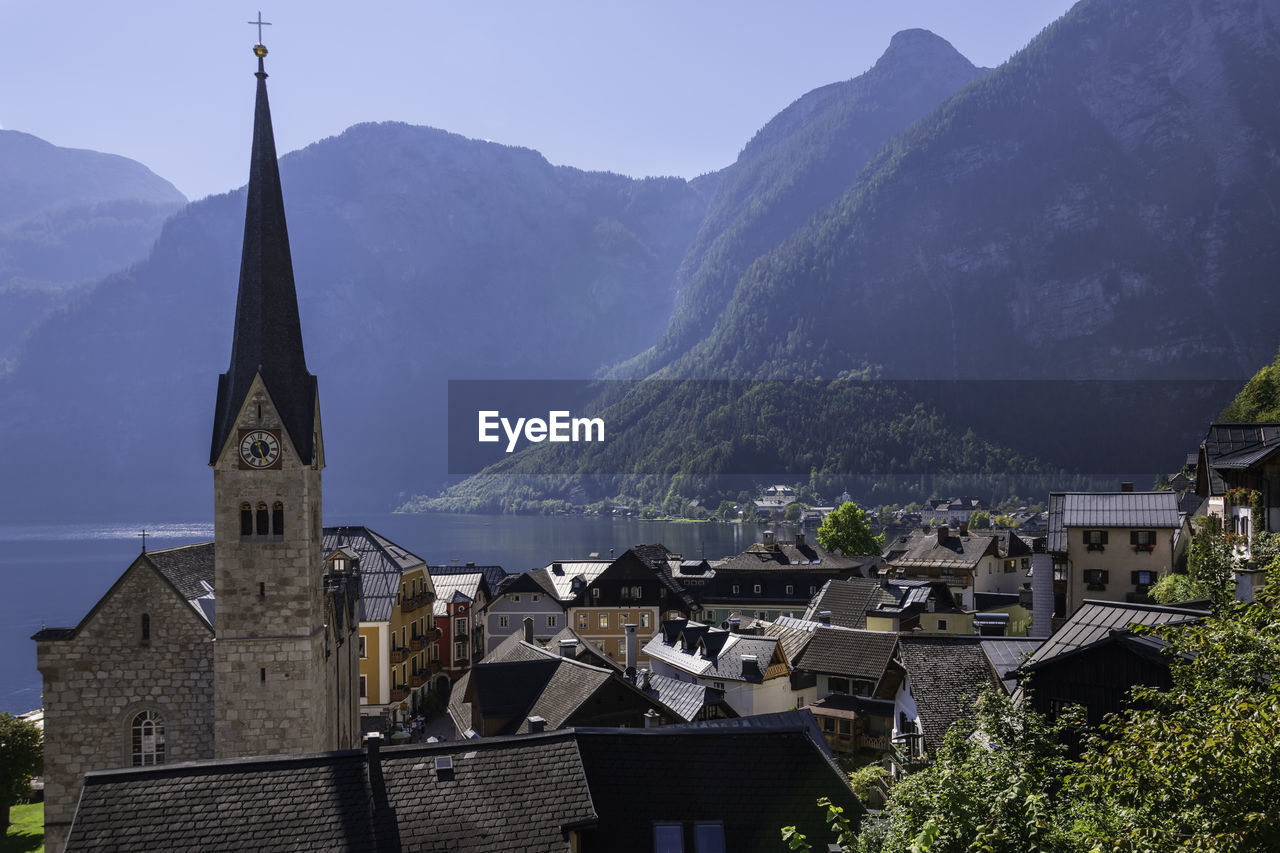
xmin=886 ymin=527 xmax=1000 ymax=570
xmin=210 ymin=56 xmax=316 ymax=466
xmin=541 ymin=559 xmax=612 ymax=600
xmin=643 ymin=622 xmax=784 ymax=682
xmin=1017 ymin=600 xmax=1208 ymax=673
xmin=898 ymin=636 xmax=1002 ymax=754
xmin=546 ymin=626 xmax=623 ymax=671
xmin=146 ymin=542 xmax=215 ymax=601
xmin=495 ymin=567 xmax=560 ymax=598
xmin=761 ymin=616 xmax=825 ymax=662
xmin=323 ymin=526 xmax=427 ymax=623
xmin=429 ymin=563 xmax=509 ymax=597
xmin=979 ymin=637 xmax=1042 ymax=693
xmin=632 ymin=671 xmax=720 ymax=723
xmin=68 ymin=725 xmax=859 ymax=853
xmin=430 ymin=572 xmax=486 ymax=617
xmin=795 ymin=626 xmax=899 ymax=681
xmin=803 ymin=578 xmax=896 ymax=628
xmin=715 ymin=540 xmax=873 ymax=573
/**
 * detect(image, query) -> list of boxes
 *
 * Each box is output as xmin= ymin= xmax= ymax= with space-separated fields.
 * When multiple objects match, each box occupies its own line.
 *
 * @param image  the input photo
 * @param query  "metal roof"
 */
xmin=1018 ymin=600 xmax=1208 ymax=672
xmin=1047 ymin=492 xmax=1180 ymax=553
xmin=322 ymin=526 xmax=427 ymax=623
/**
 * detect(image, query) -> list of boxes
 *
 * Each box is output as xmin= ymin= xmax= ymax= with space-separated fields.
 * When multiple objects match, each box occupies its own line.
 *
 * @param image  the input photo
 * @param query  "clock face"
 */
xmin=239 ymin=430 xmax=281 ymax=468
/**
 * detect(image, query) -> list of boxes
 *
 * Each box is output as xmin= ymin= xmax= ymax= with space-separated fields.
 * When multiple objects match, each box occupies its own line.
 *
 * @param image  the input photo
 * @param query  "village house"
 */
xmin=643 ymin=619 xmax=793 ymax=716
xmin=1046 ymin=489 xmax=1188 ymax=618
xmin=63 ymin=719 xmax=862 ymax=852
xmin=883 ymin=522 xmax=1031 ymax=611
xmin=482 ymin=567 xmax=566 ymax=653
xmin=753 ymin=484 xmax=798 ymax=518
xmin=804 ymin=576 xmax=970 ymax=634
xmin=1194 ymin=422 xmax=1280 ymax=544
xmin=697 ymin=530 xmax=878 ymax=625
xmin=925 ymin=496 xmax=989 ymax=526
xmin=1010 ymin=599 xmax=1208 ymax=726
xmin=427 ymin=566 xmax=496 ymax=690
xmin=322 ymin=526 xmax=437 ymax=726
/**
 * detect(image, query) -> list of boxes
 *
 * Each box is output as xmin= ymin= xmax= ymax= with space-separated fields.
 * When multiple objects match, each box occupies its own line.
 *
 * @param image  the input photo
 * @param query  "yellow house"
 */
xmin=324 ymin=526 xmax=437 ymax=725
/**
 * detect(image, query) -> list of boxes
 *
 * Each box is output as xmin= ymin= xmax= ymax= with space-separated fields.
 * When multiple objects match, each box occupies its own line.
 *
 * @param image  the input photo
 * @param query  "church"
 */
xmin=33 ymin=40 xmax=361 ymax=853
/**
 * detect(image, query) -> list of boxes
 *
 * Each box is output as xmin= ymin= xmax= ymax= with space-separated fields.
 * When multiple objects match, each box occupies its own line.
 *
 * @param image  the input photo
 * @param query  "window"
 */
xmin=1004 ymin=560 xmax=1017 ymax=573
xmin=809 ymin=585 xmax=817 ymax=595
xmin=621 ymin=612 xmax=630 ymax=624
xmin=272 ymin=502 xmax=284 ymax=536
xmin=358 ymin=675 xmax=367 ymax=699
xmin=578 ymin=612 xmax=589 ymax=629
xmin=1131 ymin=530 xmax=1156 ymax=551
xmin=599 ymin=613 xmax=610 ymax=629
xmin=633 ymin=585 xmax=643 ymax=599
xmin=838 ymin=719 xmax=852 ymax=737
xmin=240 ymin=503 xmax=253 ymax=536
xmin=512 ymin=594 xmax=520 ymax=602
xmin=785 ymin=584 xmax=794 ymax=595
xmin=1131 ymin=570 xmax=1157 ymax=593
xmin=640 ymin=612 xmax=650 ymax=629
xmin=752 ymin=584 xmax=762 ymax=594
xmin=358 ymin=636 xmax=367 ymax=658
xmin=454 ymin=642 xmax=466 ymax=661
xmin=712 ymin=681 xmax=725 ymax=692
xmin=531 ymin=594 xmax=540 ymax=602
xmin=454 ymin=618 xmax=467 ymax=635
xmin=1084 ymin=569 xmax=1109 ymax=590
xmin=693 ymin=823 xmax=726 ymax=853
xmin=731 ymin=584 xmax=740 ymax=594
xmin=828 ymin=677 xmax=850 ymax=695
xmin=499 ymin=615 xmax=509 ymax=628
xmin=256 ymin=502 xmax=269 ymax=536
xmin=140 ymin=613 xmax=150 ymax=645
xmin=654 ymin=822 xmax=684 ymax=853
xmin=592 ymin=587 xmax=601 ymax=599
xmin=546 ymin=615 xmax=557 ymax=627
xmin=937 ymin=618 xmax=948 ymax=631
xmin=1083 ymin=530 xmax=1108 ymax=551
xmin=130 ymin=711 xmax=165 ymax=766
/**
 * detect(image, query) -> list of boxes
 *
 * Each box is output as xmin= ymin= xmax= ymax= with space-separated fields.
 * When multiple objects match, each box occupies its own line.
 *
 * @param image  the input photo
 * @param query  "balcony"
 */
xmin=389 ymin=649 xmax=406 ymax=664
xmin=455 ymin=658 xmax=470 ymax=669
xmin=425 ymin=626 xmax=442 ymax=642
xmin=426 ymin=661 xmax=441 ymax=674
xmin=390 ymin=688 xmax=408 ymax=702
xmin=409 ymin=673 xmax=425 ymax=688
xmin=409 ymin=637 xmax=425 ymax=652
xmin=400 ymin=596 xmax=424 ymax=614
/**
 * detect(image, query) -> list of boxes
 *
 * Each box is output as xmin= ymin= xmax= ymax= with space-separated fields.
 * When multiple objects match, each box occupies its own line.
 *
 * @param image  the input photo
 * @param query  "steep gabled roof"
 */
xmin=323 ymin=526 xmax=427 ymax=623
xmin=210 ymin=52 xmax=316 ymax=465
xmin=794 ymin=627 xmax=898 ymax=681
xmin=803 ymin=578 xmax=896 ymax=628
xmin=898 ymin=635 xmax=1002 ymax=754
xmin=1017 ymin=600 xmax=1207 ymax=673
xmin=886 ymin=527 xmax=1000 ymax=571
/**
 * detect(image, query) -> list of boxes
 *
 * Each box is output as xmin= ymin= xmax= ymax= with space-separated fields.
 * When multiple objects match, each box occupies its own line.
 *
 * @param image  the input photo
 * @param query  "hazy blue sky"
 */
xmin=1 ymin=1 xmax=1076 ymax=200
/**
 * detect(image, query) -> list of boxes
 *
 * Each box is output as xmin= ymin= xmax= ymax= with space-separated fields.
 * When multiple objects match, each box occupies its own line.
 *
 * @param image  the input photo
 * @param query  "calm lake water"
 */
xmin=0 ymin=514 xmax=766 ymax=714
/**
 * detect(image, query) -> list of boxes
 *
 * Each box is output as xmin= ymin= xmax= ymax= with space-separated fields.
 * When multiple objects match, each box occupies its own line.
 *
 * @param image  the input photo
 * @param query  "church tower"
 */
xmin=209 ymin=39 xmax=359 ymax=758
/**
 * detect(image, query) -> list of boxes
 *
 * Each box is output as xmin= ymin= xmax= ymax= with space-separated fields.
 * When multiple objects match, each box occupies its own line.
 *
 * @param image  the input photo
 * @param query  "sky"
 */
xmin=1 ymin=1 xmax=1077 ymax=201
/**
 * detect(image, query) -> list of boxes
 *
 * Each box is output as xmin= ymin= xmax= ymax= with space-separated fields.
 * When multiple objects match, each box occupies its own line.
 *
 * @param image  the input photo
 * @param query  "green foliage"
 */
xmin=1221 ymin=346 xmax=1280 ymax=422
xmin=0 ymin=715 xmax=41 ymax=837
xmin=968 ymin=510 xmax=991 ymax=529
xmin=817 ymin=502 xmax=885 ymax=556
xmin=1187 ymin=515 xmax=1238 ymax=614
xmin=785 ymin=501 xmax=806 ymax=521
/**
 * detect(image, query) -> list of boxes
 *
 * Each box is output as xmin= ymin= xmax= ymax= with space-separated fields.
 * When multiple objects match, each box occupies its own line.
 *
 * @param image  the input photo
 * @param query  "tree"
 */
xmin=0 ymin=713 xmax=42 ymax=835
xmin=816 ymin=502 xmax=884 ymax=556
xmin=785 ymin=501 xmax=805 ymax=522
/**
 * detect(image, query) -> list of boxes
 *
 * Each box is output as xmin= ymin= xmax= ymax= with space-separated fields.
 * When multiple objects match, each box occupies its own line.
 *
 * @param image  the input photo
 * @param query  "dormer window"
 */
xmin=333 ymin=557 xmax=345 ymax=573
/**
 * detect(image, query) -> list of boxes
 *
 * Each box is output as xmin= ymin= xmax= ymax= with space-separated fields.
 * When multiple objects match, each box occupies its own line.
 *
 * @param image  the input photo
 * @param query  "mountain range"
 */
xmin=3 ymin=0 xmax=1277 ymax=519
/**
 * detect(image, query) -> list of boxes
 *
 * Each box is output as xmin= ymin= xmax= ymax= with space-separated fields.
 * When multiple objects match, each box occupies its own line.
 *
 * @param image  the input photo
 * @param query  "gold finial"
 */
xmin=248 ymin=11 xmax=272 ymax=56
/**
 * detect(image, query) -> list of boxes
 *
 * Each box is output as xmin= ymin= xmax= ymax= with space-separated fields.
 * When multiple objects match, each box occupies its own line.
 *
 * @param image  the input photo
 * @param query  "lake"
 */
xmin=0 ymin=513 xmax=767 ymax=714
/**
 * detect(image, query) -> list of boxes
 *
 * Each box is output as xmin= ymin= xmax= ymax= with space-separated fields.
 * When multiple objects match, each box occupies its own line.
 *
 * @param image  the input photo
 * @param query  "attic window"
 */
xmin=434 ymin=756 xmax=454 ymax=781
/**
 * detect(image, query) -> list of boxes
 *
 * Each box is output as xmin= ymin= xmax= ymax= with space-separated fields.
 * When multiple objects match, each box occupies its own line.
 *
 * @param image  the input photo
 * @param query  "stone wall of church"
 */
xmin=36 ymin=561 xmax=214 ymax=853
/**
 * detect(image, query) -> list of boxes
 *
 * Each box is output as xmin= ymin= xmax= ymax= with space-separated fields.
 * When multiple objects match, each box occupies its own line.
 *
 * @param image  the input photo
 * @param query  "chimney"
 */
xmin=559 ymin=639 xmax=578 ymax=658
xmin=527 ymin=716 xmax=546 ymax=733
xmin=795 ymin=532 xmax=806 ymax=547
xmin=763 ymin=530 xmax=775 ymax=547
xmin=523 ymin=616 xmax=534 ymax=644
xmin=643 ymin=709 xmax=660 ymax=728
xmin=958 ymin=521 xmax=968 ymax=537
xmin=1121 ymin=482 xmax=1134 ymax=493
xmin=365 ymin=732 xmax=388 ymax=805
xmin=1031 ymin=551 xmax=1054 ymax=639
xmin=728 ymin=617 xmax=741 ymax=633
xmin=818 ymin=611 xmax=832 ymax=625
xmin=937 ymin=525 xmax=949 ymax=547
xmin=624 ymin=624 xmax=638 ymax=672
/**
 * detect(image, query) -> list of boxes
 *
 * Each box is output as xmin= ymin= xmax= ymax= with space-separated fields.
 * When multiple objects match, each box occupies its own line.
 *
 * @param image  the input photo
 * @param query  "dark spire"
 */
xmin=211 ymin=45 xmax=317 ymax=465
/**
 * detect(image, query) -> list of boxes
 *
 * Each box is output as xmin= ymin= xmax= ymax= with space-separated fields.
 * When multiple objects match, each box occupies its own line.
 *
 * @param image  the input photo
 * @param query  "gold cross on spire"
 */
xmin=248 ymin=11 xmax=272 ymax=46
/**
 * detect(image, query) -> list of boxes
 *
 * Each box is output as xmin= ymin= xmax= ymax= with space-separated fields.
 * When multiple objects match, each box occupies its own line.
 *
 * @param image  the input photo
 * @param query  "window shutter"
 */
xmin=1100 ymin=531 xmax=1109 ymax=544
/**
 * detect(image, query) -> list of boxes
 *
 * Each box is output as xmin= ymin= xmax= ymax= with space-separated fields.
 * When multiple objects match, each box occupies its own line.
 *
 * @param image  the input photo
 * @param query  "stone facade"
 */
xmin=36 ymin=557 xmax=215 ymax=853
xmin=212 ymin=380 xmax=359 ymax=756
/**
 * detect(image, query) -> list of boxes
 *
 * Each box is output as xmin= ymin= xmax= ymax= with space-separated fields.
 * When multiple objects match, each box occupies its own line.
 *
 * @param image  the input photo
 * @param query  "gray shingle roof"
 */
xmin=146 ymin=542 xmax=215 ymax=601
xmin=898 ymin=636 xmax=1002 ymax=754
xmin=1018 ymin=600 xmax=1208 ymax=672
xmin=794 ymin=627 xmax=898 ymax=681
xmin=68 ymin=725 xmax=860 ymax=853
xmin=643 ymin=626 xmax=783 ymax=682
xmin=886 ymin=527 xmax=1000 ymax=570
xmin=803 ymin=578 xmax=896 ymax=628
xmin=979 ymin=638 xmax=1042 ymax=693
xmin=634 ymin=672 xmax=717 ymax=723
xmin=323 ymin=526 xmax=427 ymax=623
xmin=715 ymin=540 xmax=873 ymax=572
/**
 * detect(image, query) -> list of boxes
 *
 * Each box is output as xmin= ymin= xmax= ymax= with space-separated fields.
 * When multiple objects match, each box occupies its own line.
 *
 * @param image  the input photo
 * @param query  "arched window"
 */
xmin=256 ymin=502 xmax=269 ymax=536
xmin=140 ymin=614 xmax=150 ymax=645
xmin=272 ymin=502 xmax=284 ymax=537
xmin=131 ymin=711 xmax=165 ymax=766
xmin=240 ymin=503 xmax=253 ymax=537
